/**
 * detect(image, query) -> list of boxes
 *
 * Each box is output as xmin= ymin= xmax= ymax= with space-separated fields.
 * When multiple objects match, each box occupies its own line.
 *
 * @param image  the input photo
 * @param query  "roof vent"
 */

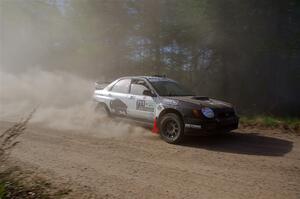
xmin=192 ymin=96 xmax=210 ymax=101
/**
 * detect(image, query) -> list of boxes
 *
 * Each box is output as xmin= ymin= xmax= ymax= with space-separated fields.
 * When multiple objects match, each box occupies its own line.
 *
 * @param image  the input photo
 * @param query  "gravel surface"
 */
xmin=1 ymin=121 xmax=299 ymax=199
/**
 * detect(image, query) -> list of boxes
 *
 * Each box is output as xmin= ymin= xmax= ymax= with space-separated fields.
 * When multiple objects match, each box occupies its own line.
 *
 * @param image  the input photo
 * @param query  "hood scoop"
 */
xmin=192 ymin=96 xmax=210 ymax=101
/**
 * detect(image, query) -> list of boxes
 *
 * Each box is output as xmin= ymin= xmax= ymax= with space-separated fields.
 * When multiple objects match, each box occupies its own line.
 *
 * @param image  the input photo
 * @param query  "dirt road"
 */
xmin=1 ymin=121 xmax=300 ymax=199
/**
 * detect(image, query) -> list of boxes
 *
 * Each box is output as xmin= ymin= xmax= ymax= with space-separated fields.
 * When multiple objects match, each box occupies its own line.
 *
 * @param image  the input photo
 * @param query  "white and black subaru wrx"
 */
xmin=93 ymin=76 xmax=239 ymax=144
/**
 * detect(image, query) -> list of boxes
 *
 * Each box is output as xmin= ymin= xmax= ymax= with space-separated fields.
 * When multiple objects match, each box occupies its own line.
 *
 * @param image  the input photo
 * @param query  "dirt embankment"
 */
xmin=0 ymin=121 xmax=299 ymax=199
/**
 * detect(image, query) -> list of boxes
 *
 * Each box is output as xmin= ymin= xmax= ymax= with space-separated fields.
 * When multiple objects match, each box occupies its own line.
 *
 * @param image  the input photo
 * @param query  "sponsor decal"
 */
xmin=110 ymin=99 xmax=127 ymax=115
xmin=162 ymin=99 xmax=179 ymax=105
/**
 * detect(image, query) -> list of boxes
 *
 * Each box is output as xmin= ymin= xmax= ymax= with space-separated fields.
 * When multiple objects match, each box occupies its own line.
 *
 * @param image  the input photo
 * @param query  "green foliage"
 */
xmin=0 ymin=183 xmax=5 ymax=199
xmin=240 ymin=116 xmax=300 ymax=133
xmin=262 ymin=117 xmax=280 ymax=127
xmin=1 ymin=0 xmax=299 ymax=116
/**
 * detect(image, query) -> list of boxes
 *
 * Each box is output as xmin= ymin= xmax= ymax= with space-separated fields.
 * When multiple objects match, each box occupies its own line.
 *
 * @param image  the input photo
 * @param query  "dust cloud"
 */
xmin=0 ymin=69 xmax=148 ymax=138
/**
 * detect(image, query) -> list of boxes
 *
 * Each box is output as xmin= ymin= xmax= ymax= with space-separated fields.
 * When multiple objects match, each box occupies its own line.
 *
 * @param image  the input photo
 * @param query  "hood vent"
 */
xmin=192 ymin=96 xmax=210 ymax=101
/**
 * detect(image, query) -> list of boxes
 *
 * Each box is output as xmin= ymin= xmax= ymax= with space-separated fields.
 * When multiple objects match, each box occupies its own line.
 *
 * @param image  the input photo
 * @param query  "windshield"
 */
xmin=149 ymin=80 xmax=194 ymax=96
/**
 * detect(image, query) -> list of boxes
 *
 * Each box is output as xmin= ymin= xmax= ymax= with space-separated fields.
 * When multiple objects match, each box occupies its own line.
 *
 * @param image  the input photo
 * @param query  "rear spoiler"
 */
xmin=95 ymin=81 xmax=110 ymax=90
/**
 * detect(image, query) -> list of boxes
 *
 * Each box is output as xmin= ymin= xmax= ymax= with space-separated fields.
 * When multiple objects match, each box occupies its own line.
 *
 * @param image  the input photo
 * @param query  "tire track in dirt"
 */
xmin=1 ymin=121 xmax=299 ymax=199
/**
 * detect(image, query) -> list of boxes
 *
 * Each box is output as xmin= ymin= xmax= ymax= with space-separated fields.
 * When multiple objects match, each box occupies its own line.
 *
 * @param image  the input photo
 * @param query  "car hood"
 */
xmin=166 ymin=96 xmax=233 ymax=109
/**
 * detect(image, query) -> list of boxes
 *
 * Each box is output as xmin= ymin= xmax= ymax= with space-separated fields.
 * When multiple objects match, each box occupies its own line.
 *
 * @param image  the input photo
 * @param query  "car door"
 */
xmin=127 ymin=79 xmax=156 ymax=122
xmin=108 ymin=78 xmax=131 ymax=116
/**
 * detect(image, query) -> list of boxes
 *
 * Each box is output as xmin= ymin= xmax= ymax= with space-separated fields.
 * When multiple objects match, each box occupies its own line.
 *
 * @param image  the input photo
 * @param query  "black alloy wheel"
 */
xmin=159 ymin=113 xmax=184 ymax=144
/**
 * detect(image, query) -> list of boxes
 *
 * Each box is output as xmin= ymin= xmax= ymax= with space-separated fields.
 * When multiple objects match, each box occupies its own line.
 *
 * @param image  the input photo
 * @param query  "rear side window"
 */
xmin=111 ymin=79 xmax=131 ymax=93
xmin=130 ymin=79 xmax=150 ymax=95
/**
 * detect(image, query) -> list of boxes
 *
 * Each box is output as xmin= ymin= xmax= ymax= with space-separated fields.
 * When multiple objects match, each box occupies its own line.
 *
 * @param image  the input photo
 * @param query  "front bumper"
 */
xmin=184 ymin=116 xmax=239 ymax=133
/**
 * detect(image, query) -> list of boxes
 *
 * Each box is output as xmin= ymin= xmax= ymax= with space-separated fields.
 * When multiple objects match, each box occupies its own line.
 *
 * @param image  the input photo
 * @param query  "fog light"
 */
xmin=192 ymin=109 xmax=201 ymax=118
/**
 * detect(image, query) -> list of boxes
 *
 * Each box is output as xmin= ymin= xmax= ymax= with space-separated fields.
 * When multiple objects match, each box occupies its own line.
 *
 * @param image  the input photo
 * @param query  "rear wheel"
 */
xmin=95 ymin=103 xmax=111 ymax=117
xmin=159 ymin=113 xmax=184 ymax=144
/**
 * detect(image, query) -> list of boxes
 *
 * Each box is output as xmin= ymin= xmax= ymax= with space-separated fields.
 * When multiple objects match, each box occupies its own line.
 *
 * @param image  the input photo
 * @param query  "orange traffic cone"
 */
xmin=152 ymin=117 xmax=159 ymax=134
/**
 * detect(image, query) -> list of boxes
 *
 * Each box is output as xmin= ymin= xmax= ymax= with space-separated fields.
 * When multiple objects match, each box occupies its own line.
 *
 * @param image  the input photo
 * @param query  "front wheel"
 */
xmin=159 ymin=113 xmax=184 ymax=144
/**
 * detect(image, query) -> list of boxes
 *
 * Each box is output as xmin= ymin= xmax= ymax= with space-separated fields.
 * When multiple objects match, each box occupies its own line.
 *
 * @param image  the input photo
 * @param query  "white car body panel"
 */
xmin=93 ymin=77 xmax=164 ymax=122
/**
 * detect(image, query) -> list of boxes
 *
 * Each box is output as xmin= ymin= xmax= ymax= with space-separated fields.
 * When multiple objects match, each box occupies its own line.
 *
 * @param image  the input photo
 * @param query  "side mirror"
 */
xmin=143 ymin=90 xmax=156 ymax=97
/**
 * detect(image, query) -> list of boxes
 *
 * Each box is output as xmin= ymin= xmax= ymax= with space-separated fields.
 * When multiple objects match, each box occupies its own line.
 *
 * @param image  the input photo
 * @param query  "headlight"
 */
xmin=201 ymin=107 xmax=215 ymax=118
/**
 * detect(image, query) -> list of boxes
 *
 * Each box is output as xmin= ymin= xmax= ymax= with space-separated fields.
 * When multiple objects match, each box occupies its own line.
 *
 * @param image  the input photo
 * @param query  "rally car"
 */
xmin=93 ymin=76 xmax=239 ymax=144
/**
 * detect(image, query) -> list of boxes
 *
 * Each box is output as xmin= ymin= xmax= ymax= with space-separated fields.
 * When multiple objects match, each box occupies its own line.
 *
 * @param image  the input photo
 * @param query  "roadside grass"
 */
xmin=0 ymin=183 xmax=5 ymax=199
xmin=0 ymin=168 xmax=50 ymax=199
xmin=240 ymin=115 xmax=300 ymax=134
xmin=0 ymin=167 xmax=71 ymax=199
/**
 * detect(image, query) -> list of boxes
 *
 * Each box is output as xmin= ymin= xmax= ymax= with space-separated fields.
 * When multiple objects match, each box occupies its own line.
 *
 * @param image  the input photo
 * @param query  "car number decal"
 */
xmin=136 ymin=100 xmax=154 ymax=112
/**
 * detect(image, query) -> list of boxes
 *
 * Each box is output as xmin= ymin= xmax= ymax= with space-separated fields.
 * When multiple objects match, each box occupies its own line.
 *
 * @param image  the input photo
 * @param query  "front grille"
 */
xmin=214 ymin=108 xmax=235 ymax=119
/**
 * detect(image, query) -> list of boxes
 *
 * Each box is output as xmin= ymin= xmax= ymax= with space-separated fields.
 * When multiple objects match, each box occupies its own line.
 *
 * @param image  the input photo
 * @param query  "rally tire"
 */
xmin=159 ymin=113 xmax=184 ymax=144
xmin=95 ymin=103 xmax=111 ymax=117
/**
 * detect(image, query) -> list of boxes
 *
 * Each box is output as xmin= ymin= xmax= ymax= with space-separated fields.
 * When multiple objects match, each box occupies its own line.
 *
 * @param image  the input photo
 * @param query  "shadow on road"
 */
xmin=181 ymin=132 xmax=293 ymax=156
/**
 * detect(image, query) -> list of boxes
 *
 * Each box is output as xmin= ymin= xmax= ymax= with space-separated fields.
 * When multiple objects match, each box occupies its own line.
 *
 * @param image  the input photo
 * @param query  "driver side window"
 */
xmin=130 ymin=79 xmax=150 ymax=96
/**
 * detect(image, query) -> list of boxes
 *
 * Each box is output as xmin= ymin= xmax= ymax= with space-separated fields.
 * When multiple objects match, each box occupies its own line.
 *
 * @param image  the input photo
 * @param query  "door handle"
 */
xmin=129 ymin=95 xmax=135 ymax=99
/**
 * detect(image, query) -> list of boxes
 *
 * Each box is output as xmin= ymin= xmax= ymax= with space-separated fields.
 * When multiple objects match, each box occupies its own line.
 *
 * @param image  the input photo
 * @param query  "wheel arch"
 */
xmin=95 ymin=102 xmax=111 ymax=114
xmin=158 ymin=108 xmax=184 ymax=123
xmin=96 ymin=101 xmax=109 ymax=108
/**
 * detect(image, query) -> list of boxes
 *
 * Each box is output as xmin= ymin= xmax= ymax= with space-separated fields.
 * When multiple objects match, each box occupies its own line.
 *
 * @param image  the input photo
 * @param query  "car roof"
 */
xmin=118 ymin=76 xmax=176 ymax=82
